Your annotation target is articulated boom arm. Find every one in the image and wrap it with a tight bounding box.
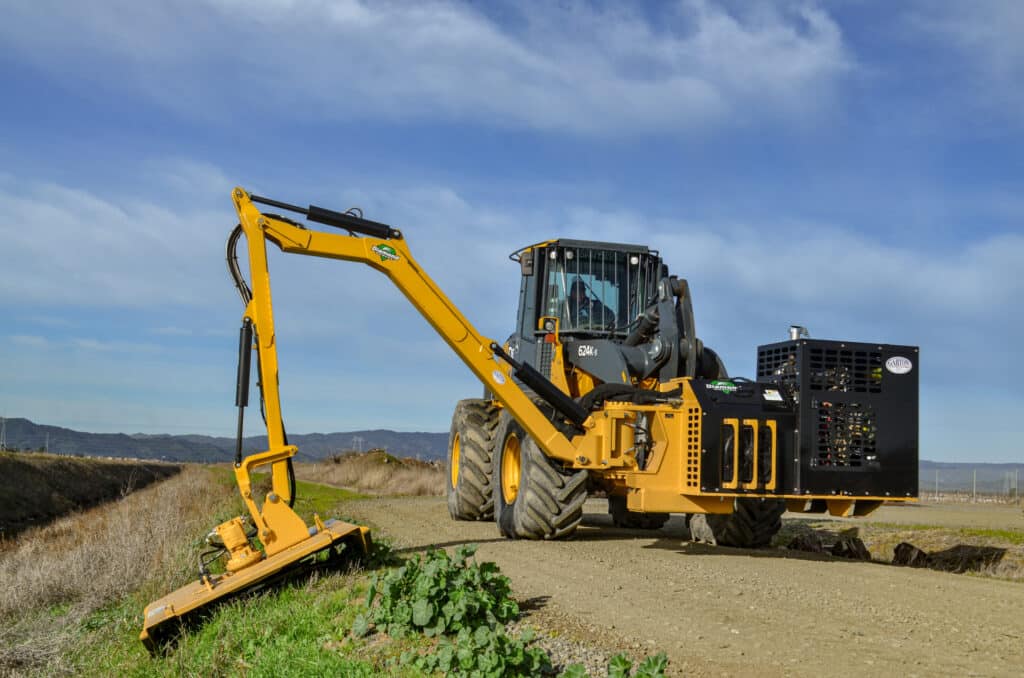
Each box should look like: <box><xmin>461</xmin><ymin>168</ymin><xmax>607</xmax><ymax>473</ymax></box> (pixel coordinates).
<box><xmin>230</xmin><ymin>187</ymin><xmax>587</xmax><ymax>534</ymax></box>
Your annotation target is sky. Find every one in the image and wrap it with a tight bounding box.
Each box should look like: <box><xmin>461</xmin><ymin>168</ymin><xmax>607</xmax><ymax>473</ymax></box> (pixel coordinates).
<box><xmin>0</xmin><ymin>0</ymin><xmax>1021</xmax><ymax>462</ymax></box>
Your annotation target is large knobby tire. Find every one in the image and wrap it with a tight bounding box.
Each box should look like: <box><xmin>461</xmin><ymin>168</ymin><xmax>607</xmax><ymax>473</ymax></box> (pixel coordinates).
<box><xmin>688</xmin><ymin>498</ymin><xmax>786</xmax><ymax>548</ymax></box>
<box><xmin>608</xmin><ymin>495</ymin><xmax>670</xmax><ymax>530</ymax></box>
<box><xmin>446</xmin><ymin>399</ymin><xmax>499</xmax><ymax>521</ymax></box>
<box><xmin>493</xmin><ymin>413</ymin><xmax>588</xmax><ymax>540</ymax></box>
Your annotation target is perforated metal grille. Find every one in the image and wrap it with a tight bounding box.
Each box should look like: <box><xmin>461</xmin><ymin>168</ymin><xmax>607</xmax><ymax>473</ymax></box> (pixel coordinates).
<box><xmin>814</xmin><ymin>401</ymin><xmax>878</xmax><ymax>468</ymax></box>
<box><xmin>807</xmin><ymin>347</ymin><xmax>883</xmax><ymax>393</ymax></box>
<box><xmin>759</xmin><ymin>343</ymin><xmax>883</xmax><ymax>395</ymax></box>
<box><xmin>757</xmin><ymin>342</ymin><xmax>799</xmax><ymax>378</ymax></box>
<box><xmin>539</xmin><ymin>341</ymin><xmax>553</xmax><ymax>379</ymax></box>
<box><xmin>757</xmin><ymin>343</ymin><xmax>800</xmax><ymax>400</ymax></box>
<box><xmin>685</xmin><ymin>407</ymin><xmax>700</xmax><ymax>489</ymax></box>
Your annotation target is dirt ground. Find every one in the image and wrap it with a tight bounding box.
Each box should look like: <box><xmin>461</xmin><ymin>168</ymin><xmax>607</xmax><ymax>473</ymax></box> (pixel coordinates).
<box><xmin>345</xmin><ymin>497</ymin><xmax>1024</xmax><ymax>677</ymax></box>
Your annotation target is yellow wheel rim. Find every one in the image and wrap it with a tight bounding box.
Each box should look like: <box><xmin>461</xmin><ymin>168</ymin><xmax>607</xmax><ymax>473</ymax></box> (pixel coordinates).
<box><xmin>501</xmin><ymin>433</ymin><xmax>521</xmax><ymax>504</ymax></box>
<box><xmin>450</xmin><ymin>432</ymin><xmax>461</xmax><ymax>488</ymax></box>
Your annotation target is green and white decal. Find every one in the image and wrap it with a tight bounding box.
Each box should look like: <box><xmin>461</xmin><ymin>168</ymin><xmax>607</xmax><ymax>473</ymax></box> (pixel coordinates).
<box><xmin>372</xmin><ymin>244</ymin><xmax>400</xmax><ymax>262</ymax></box>
<box><xmin>705</xmin><ymin>380</ymin><xmax>739</xmax><ymax>394</ymax></box>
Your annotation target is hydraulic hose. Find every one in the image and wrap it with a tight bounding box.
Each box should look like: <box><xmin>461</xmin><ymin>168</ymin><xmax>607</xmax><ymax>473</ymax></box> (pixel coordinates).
<box><xmin>226</xmin><ymin>224</ymin><xmax>252</xmax><ymax>306</ymax></box>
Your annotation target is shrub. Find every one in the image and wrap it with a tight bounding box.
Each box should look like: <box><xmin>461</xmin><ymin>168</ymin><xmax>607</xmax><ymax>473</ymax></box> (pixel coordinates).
<box><xmin>355</xmin><ymin>544</ymin><xmax>517</xmax><ymax>638</ymax></box>
<box><xmin>562</xmin><ymin>652</ymin><xmax>669</xmax><ymax>678</ymax></box>
<box><xmin>404</xmin><ymin>625</ymin><xmax>550</xmax><ymax>678</ymax></box>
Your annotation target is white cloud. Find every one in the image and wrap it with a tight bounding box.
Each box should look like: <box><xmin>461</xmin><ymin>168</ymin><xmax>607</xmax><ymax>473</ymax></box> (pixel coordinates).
<box><xmin>70</xmin><ymin>338</ymin><xmax>161</xmax><ymax>353</ymax></box>
<box><xmin>9</xmin><ymin>335</ymin><xmax>53</xmax><ymax>348</ymax></box>
<box><xmin>3</xmin><ymin>168</ymin><xmax>1020</xmax><ymax>458</ymax></box>
<box><xmin>144</xmin><ymin>158</ymin><xmax>234</xmax><ymax>201</ymax></box>
<box><xmin>558</xmin><ymin>206</ymin><xmax>1024</xmax><ymax>317</ymax></box>
<box><xmin>907</xmin><ymin>0</ymin><xmax>1024</xmax><ymax>115</ymax></box>
<box><xmin>0</xmin><ymin>0</ymin><xmax>852</xmax><ymax>135</ymax></box>
<box><xmin>151</xmin><ymin>326</ymin><xmax>194</xmax><ymax>336</ymax></box>
<box><xmin>6</xmin><ymin>334</ymin><xmax>161</xmax><ymax>353</ymax></box>
<box><xmin>7</xmin><ymin>167</ymin><xmax>1020</xmax><ymax>353</ymax></box>
<box><xmin>0</xmin><ymin>174</ymin><xmax>231</xmax><ymax>309</ymax></box>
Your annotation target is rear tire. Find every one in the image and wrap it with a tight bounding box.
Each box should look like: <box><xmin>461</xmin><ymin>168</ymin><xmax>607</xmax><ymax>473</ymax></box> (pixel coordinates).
<box><xmin>493</xmin><ymin>413</ymin><xmax>588</xmax><ymax>540</ymax></box>
<box><xmin>446</xmin><ymin>399</ymin><xmax>499</xmax><ymax>520</ymax></box>
<box><xmin>608</xmin><ymin>495</ymin><xmax>670</xmax><ymax>530</ymax></box>
<box><xmin>688</xmin><ymin>498</ymin><xmax>785</xmax><ymax>547</ymax></box>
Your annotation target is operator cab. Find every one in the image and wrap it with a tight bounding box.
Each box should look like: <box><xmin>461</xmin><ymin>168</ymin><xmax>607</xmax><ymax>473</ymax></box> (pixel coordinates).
<box><xmin>508</xmin><ymin>239</ymin><xmax>663</xmax><ymax>375</ymax></box>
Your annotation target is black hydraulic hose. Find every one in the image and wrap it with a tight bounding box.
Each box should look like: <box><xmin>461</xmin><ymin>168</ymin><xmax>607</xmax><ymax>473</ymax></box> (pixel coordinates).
<box><xmin>226</xmin><ymin>224</ymin><xmax>253</xmax><ymax>306</ymax></box>
<box><xmin>287</xmin><ymin>459</ymin><xmax>296</xmax><ymax>508</ymax></box>
<box><xmin>282</xmin><ymin>424</ymin><xmax>296</xmax><ymax>509</ymax></box>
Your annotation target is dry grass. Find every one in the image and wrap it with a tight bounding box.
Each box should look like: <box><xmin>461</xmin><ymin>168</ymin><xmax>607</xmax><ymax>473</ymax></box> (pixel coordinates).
<box><xmin>0</xmin><ymin>452</ymin><xmax>181</xmax><ymax>539</ymax></box>
<box><xmin>293</xmin><ymin>450</ymin><xmax>445</xmax><ymax>497</ymax></box>
<box><xmin>0</xmin><ymin>466</ymin><xmax>234</xmax><ymax>675</ymax></box>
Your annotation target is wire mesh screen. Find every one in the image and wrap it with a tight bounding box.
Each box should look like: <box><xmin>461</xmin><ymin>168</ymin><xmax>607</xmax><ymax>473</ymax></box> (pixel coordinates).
<box><xmin>539</xmin><ymin>245</ymin><xmax>659</xmax><ymax>335</ymax></box>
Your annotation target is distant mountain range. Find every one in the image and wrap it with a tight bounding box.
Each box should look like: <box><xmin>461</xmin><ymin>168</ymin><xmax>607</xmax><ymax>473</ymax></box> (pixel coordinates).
<box><xmin>2</xmin><ymin>419</ymin><xmax>1021</xmax><ymax>495</ymax></box>
<box><xmin>0</xmin><ymin>418</ymin><xmax>448</xmax><ymax>463</ymax></box>
<box><xmin>919</xmin><ymin>460</ymin><xmax>1022</xmax><ymax>497</ymax></box>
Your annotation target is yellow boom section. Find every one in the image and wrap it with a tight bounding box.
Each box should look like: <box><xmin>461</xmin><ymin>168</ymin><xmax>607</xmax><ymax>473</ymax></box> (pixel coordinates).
<box><xmin>231</xmin><ymin>186</ymin><xmax>586</xmax><ymax>489</ymax></box>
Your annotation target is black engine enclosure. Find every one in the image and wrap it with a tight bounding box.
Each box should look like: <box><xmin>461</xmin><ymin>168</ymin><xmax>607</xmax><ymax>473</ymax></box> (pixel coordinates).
<box><xmin>756</xmin><ymin>338</ymin><xmax>919</xmax><ymax>499</ymax></box>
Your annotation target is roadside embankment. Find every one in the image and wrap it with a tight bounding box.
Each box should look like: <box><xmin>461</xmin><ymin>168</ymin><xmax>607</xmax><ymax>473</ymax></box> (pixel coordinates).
<box><xmin>0</xmin><ymin>452</ymin><xmax>181</xmax><ymax>538</ymax></box>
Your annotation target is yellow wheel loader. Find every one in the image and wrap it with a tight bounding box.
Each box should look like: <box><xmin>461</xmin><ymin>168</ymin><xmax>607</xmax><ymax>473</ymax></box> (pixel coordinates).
<box><xmin>140</xmin><ymin>189</ymin><xmax>918</xmax><ymax>650</ymax></box>
<box><xmin>446</xmin><ymin>239</ymin><xmax>919</xmax><ymax>546</ymax></box>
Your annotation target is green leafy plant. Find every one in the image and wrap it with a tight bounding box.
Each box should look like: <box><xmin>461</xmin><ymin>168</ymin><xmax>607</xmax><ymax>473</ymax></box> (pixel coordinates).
<box><xmin>559</xmin><ymin>664</ymin><xmax>589</xmax><ymax>678</ymax></box>
<box><xmin>403</xmin><ymin>625</ymin><xmax>550</xmax><ymax>678</ymax></box>
<box><xmin>561</xmin><ymin>651</ymin><xmax>669</xmax><ymax>678</ymax></box>
<box><xmin>353</xmin><ymin>543</ymin><xmax>669</xmax><ymax>678</ymax></box>
<box><xmin>355</xmin><ymin>544</ymin><xmax>518</xmax><ymax>639</ymax></box>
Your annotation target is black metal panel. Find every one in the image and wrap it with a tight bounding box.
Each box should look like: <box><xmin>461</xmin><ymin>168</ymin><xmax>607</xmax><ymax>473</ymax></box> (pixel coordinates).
<box><xmin>690</xmin><ymin>379</ymin><xmax>796</xmax><ymax>494</ymax></box>
<box><xmin>757</xmin><ymin>339</ymin><xmax>919</xmax><ymax>499</ymax></box>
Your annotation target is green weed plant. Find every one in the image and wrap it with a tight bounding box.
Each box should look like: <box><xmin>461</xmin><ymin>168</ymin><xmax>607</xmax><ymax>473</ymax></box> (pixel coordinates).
<box><xmin>357</xmin><ymin>544</ymin><xmax>517</xmax><ymax>638</ymax></box>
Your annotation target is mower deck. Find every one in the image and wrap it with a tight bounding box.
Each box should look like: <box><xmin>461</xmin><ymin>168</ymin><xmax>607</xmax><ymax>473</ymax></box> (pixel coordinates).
<box><xmin>140</xmin><ymin>519</ymin><xmax>369</xmax><ymax>653</ymax></box>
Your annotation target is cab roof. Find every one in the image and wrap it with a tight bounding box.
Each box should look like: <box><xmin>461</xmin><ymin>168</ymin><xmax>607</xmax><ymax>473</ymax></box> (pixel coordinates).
<box><xmin>511</xmin><ymin>238</ymin><xmax>655</xmax><ymax>261</ymax></box>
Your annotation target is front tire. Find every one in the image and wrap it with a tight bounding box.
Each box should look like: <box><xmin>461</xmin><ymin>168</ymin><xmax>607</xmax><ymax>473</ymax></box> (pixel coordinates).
<box><xmin>492</xmin><ymin>413</ymin><xmax>588</xmax><ymax>540</ymax></box>
<box><xmin>446</xmin><ymin>399</ymin><xmax>499</xmax><ymax>520</ymax></box>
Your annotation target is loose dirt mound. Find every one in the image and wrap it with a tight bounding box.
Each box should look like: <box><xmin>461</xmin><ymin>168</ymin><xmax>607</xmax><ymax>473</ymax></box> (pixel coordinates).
<box><xmin>0</xmin><ymin>452</ymin><xmax>180</xmax><ymax>538</ymax></box>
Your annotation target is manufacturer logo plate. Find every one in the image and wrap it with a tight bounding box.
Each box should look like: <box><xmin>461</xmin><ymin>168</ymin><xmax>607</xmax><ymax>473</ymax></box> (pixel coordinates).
<box><xmin>885</xmin><ymin>356</ymin><xmax>913</xmax><ymax>374</ymax></box>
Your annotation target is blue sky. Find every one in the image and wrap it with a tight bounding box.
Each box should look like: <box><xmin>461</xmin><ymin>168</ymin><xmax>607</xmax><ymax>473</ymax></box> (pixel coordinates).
<box><xmin>0</xmin><ymin>1</ymin><xmax>1021</xmax><ymax>462</ymax></box>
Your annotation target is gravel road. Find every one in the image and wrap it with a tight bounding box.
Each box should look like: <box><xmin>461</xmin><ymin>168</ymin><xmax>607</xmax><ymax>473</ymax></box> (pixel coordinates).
<box><xmin>345</xmin><ymin>497</ymin><xmax>1024</xmax><ymax>677</ymax></box>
